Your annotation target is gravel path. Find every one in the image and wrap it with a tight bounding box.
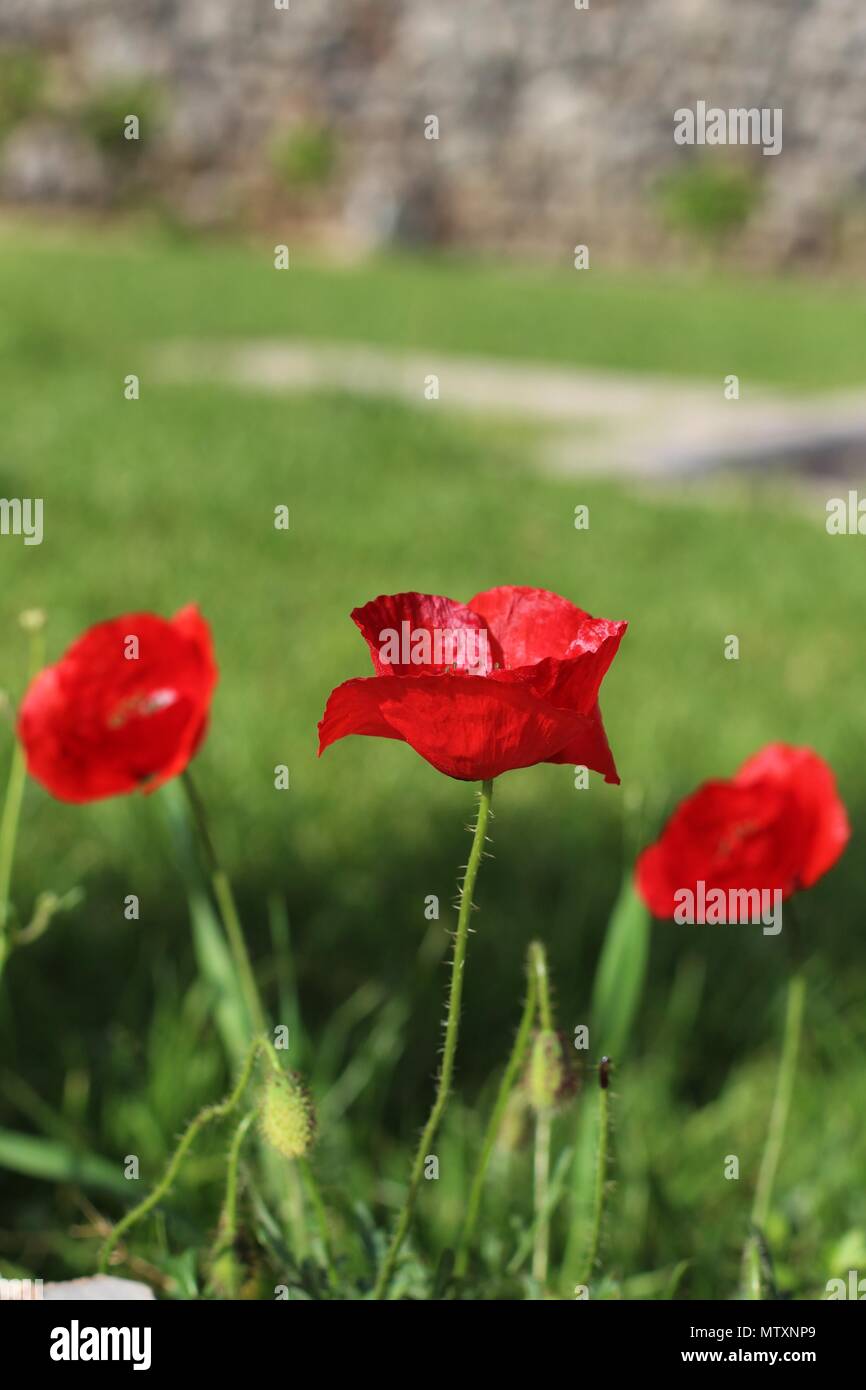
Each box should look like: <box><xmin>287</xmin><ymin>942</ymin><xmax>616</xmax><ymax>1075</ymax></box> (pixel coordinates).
<box><xmin>154</xmin><ymin>339</ymin><xmax>866</xmax><ymax>479</ymax></box>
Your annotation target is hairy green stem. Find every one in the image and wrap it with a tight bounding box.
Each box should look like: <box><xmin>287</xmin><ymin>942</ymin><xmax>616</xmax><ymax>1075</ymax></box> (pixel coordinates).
<box><xmin>299</xmin><ymin>1157</ymin><xmax>338</xmax><ymax>1291</ymax></box>
<box><xmin>182</xmin><ymin>770</ymin><xmax>266</xmax><ymax>1037</ymax></box>
<box><xmin>372</xmin><ymin>779</ymin><xmax>494</xmax><ymax>1300</ymax></box>
<box><xmin>0</xmin><ymin>617</ymin><xmax>45</xmax><ymax>985</ymax></box>
<box><xmin>532</xmin><ymin>1107</ymin><xmax>552</xmax><ymax>1290</ymax></box>
<box><xmin>529</xmin><ymin>940</ymin><xmax>555</xmax><ymax>1292</ymax></box>
<box><xmin>454</xmin><ymin>945</ymin><xmax>538</xmax><ymax>1277</ymax></box>
<box><xmin>579</xmin><ymin>1078</ymin><xmax>610</xmax><ymax>1290</ymax></box>
<box><xmin>223</xmin><ymin>1110</ymin><xmax>256</xmax><ymax>1247</ymax></box>
<box><xmin>208</xmin><ymin>1109</ymin><xmax>256</xmax><ymax>1298</ymax></box>
<box><xmin>99</xmin><ymin>1036</ymin><xmax>264</xmax><ymax>1272</ymax></box>
<box><xmin>530</xmin><ymin>939</ymin><xmax>554</xmax><ymax>1030</ymax></box>
<box><xmin>742</xmin><ymin>971</ymin><xmax>806</xmax><ymax>1296</ymax></box>
<box><xmin>0</xmin><ymin>746</ymin><xmax>26</xmax><ymax>981</ymax></box>
<box><xmin>751</xmin><ymin>972</ymin><xmax>805</xmax><ymax>1231</ymax></box>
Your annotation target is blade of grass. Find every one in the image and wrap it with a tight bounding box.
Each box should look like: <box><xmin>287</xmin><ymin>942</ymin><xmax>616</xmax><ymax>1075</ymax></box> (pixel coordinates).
<box><xmin>160</xmin><ymin>781</ymin><xmax>250</xmax><ymax>1065</ymax></box>
<box><xmin>188</xmin><ymin>888</ymin><xmax>250</xmax><ymax>1067</ymax></box>
<box><xmin>267</xmin><ymin>893</ymin><xmax>308</xmax><ymax>1067</ymax></box>
<box><xmin>0</xmin><ymin>1127</ymin><xmax>128</xmax><ymax>1195</ymax></box>
<box><xmin>590</xmin><ymin>872</ymin><xmax>650</xmax><ymax>1059</ymax></box>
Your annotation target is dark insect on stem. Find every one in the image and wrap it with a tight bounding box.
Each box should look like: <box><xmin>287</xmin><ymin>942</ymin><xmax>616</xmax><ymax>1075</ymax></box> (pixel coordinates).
<box><xmin>599</xmin><ymin>1056</ymin><xmax>611</xmax><ymax>1089</ymax></box>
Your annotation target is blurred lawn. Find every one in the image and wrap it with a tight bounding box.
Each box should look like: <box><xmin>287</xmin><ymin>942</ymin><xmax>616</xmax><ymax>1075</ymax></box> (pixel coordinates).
<box><xmin>5</xmin><ymin>223</ymin><xmax>866</xmax><ymax>387</ymax></box>
<box><xmin>1</xmin><ymin>225</ymin><xmax>865</xmax><ymax>1297</ymax></box>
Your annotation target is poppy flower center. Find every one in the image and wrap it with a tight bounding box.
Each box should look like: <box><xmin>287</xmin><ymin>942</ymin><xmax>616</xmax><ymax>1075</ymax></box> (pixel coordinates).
<box><xmin>107</xmin><ymin>687</ymin><xmax>181</xmax><ymax>729</ymax></box>
<box><xmin>716</xmin><ymin>819</ymin><xmax>761</xmax><ymax>860</ymax></box>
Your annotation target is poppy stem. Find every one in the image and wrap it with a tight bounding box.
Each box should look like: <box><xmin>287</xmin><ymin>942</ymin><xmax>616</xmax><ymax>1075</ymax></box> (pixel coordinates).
<box><xmin>222</xmin><ymin>1109</ymin><xmax>256</xmax><ymax>1250</ymax></box>
<box><xmin>372</xmin><ymin>777</ymin><xmax>494</xmax><ymax>1300</ymax></box>
<box><xmin>0</xmin><ymin>614</ymin><xmax>46</xmax><ymax>985</ymax></box>
<box><xmin>532</xmin><ymin>1106</ymin><xmax>553</xmax><ymax>1290</ymax></box>
<box><xmin>181</xmin><ymin>770</ymin><xmax>267</xmax><ymax>1038</ymax></box>
<box><xmin>299</xmin><ymin>1156</ymin><xmax>339</xmax><ymax>1292</ymax></box>
<box><xmin>530</xmin><ymin>938</ymin><xmax>554</xmax><ymax>1030</ymax></box>
<box><xmin>208</xmin><ymin>1109</ymin><xmax>257</xmax><ymax>1296</ymax></box>
<box><xmin>746</xmin><ymin>969</ymin><xmax>806</xmax><ymax>1279</ymax></box>
<box><xmin>528</xmin><ymin>940</ymin><xmax>555</xmax><ymax>1292</ymax></box>
<box><xmin>99</xmin><ymin>1034</ymin><xmax>264</xmax><ymax>1273</ymax></box>
<box><xmin>0</xmin><ymin>745</ymin><xmax>26</xmax><ymax>980</ymax></box>
<box><xmin>578</xmin><ymin>1066</ymin><xmax>611</xmax><ymax>1291</ymax></box>
<box><xmin>454</xmin><ymin>942</ymin><xmax>538</xmax><ymax>1278</ymax></box>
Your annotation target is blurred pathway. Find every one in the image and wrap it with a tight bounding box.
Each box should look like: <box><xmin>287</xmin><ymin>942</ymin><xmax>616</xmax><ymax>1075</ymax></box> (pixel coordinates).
<box><xmin>154</xmin><ymin>339</ymin><xmax>866</xmax><ymax>479</ymax></box>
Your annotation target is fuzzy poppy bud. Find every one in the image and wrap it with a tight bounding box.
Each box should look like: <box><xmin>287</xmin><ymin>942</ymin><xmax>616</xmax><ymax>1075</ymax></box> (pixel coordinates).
<box><xmin>19</xmin><ymin>608</ymin><xmax>46</xmax><ymax>634</ymax></box>
<box><xmin>259</xmin><ymin>1071</ymin><xmax>315</xmax><ymax>1160</ymax></box>
<box><xmin>495</xmin><ymin>1088</ymin><xmax>530</xmax><ymax>1154</ymax></box>
<box><xmin>526</xmin><ymin>1029</ymin><xmax>577</xmax><ymax>1112</ymax></box>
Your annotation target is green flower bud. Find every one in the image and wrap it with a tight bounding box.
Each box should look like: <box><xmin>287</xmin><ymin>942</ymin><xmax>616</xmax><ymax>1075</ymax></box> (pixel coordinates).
<box><xmin>259</xmin><ymin>1071</ymin><xmax>315</xmax><ymax>1160</ymax></box>
<box><xmin>18</xmin><ymin>608</ymin><xmax>46</xmax><ymax>634</ymax></box>
<box><xmin>526</xmin><ymin>1029</ymin><xmax>578</xmax><ymax>1113</ymax></box>
<box><xmin>495</xmin><ymin>1088</ymin><xmax>530</xmax><ymax>1154</ymax></box>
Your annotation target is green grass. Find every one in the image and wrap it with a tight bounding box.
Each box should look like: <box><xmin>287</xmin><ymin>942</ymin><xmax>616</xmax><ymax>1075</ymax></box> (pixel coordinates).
<box><xmin>4</xmin><ymin>222</ymin><xmax>866</xmax><ymax>388</ymax></box>
<box><xmin>1</xmin><ymin>225</ymin><xmax>865</xmax><ymax>1299</ymax></box>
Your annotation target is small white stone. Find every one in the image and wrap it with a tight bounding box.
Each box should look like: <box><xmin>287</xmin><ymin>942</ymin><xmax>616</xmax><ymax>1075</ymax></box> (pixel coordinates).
<box><xmin>42</xmin><ymin>1276</ymin><xmax>155</xmax><ymax>1301</ymax></box>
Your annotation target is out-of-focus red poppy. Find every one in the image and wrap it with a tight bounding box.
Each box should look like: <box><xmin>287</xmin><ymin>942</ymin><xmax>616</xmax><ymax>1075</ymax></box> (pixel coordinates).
<box><xmin>636</xmin><ymin>744</ymin><xmax>850</xmax><ymax>918</ymax></box>
<box><xmin>18</xmin><ymin>606</ymin><xmax>217</xmax><ymax>803</ymax></box>
<box><xmin>318</xmin><ymin>587</ymin><xmax>627</xmax><ymax>782</ymax></box>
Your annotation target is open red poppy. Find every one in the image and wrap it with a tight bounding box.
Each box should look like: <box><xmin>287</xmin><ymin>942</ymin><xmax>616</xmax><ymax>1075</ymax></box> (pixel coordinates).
<box><xmin>636</xmin><ymin>744</ymin><xmax>850</xmax><ymax>918</ymax></box>
<box><xmin>18</xmin><ymin>606</ymin><xmax>218</xmax><ymax>803</ymax></box>
<box><xmin>318</xmin><ymin>587</ymin><xmax>627</xmax><ymax>782</ymax></box>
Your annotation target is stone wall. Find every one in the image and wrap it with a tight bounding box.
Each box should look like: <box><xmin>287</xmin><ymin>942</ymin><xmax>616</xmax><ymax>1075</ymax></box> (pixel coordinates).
<box><xmin>1</xmin><ymin>0</ymin><xmax>865</xmax><ymax>267</ymax></box>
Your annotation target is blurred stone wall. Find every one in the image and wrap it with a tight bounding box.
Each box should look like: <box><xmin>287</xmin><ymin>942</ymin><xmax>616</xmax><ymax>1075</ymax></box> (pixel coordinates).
<box><xmin>1</xmin><ymin>0</ymin><xmax>865</xmax><ymax>266</ymax></box>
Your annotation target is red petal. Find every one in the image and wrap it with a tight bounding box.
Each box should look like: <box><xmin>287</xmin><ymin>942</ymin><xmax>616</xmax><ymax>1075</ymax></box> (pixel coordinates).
<box><xmin>735</xmin><ymin>744</ymin><xmax>850</xmax><ymax>889</ymax></box>
<box><xmin>636</xmin><ymin>745</ymin><xmax>850</xmax><ymax>919</ymax></box>
<box><xmin>486</xmin><ymin>629</ymin><xmax>626</xmax><ymax>784</ymax></box>
<box><xmin>545</xmin><ymin>702</ymin><xmax>620</xmax><ymax>784</ymax></box>
<box><xmin>490</xmin><ymin>625</ymin><xmax>626</xmax><ymax>712</ymax></box>
<box><xmin>379</xmin><ymin>678</ymin><xmax>592</xmax><ymax>781</ymax></box>
<box><xmin>18</xmin><ymin>608</ymin><xmax>218</xmax><ymax>803</ymax></box>
<box><xmin>469</xmin><ymin>586</ymin><xmax>624</xmax><ymax>670</ymax></box>
<box><xmin>319</xmin><ymin>673</ymin><xmax>590</xmax><ymax>780</ymax></box>
<box><xmin>317</xmin><ymin>677</ymin><xmax>404</xmax><ymax>754</ymax></box>
<box><xmin>636</xmin><ymin>780</ymin><xmax>793</xmax><ymax>917</ymax></box>
<box><xmin>352</xmin><ymin>592</ymin><xmax>501</xmax><ymax>676</ymax></box>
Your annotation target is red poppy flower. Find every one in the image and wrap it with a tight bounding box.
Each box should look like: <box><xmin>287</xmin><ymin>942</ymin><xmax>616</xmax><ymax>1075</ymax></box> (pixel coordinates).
<box><xmin>18</xmin><ymin>606</ymin><xmax>218</xmax><ymax>803</ymax></box>
<box><xmin>317</xmin><ymin>587</ymin><xmax>627</xmax><ymax>782</ymax></box>
<box><xmin>636</xmin><ymin>744</ymin><xmax>850</xmax><ymax>918</ymax></box>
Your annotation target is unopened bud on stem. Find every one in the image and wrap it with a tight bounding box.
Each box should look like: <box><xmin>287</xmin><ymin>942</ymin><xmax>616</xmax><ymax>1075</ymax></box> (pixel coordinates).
<box><xmin>259</xmin><ymin>1071</ymin><xmax>315</xmax><ymax>1159</ymax></box>
<box><xmin>526</xmin><ymin>1029</ymin><xmax>577</xmax><ymax>1112</ymax></box>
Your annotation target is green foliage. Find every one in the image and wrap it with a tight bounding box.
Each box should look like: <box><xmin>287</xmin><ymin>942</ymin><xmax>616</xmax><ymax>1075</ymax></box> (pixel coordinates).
<box><xmin>0</xmin><ymin>230</ymin><xmax>864</xmax><ymax>1298</ymax></box>
<box><xmin>4</xmin><ymin>228</ymin><xmax>866</xmax><ymax>388</ymax></box>
<box><xmin>591</xmin><ymin>874</ymin><xmax>650</xmax><ymax>1059</ymax></box>
<box><xmin>80</xmin><ymin>81</ymin><xmax>163</xmax><ymax>156</ymax></box>
<box><xmin>0</xmin><ymin>1128</ymin><xmax>128</xmax><ymax>1194</ymax></box>
<box><xmin>0</xmin><ymin>48</ymin><xmax>46</xmax><ymax>140</ymax></box>
<box><xmin>270</xmin><ymin>124</ymin><xmax>337</xmax><ymax>191</ymax></box>
<box><xmin>657</xmin><ymin>161</ymin><xmax>762</xmax><ymax>245</ymax></box>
